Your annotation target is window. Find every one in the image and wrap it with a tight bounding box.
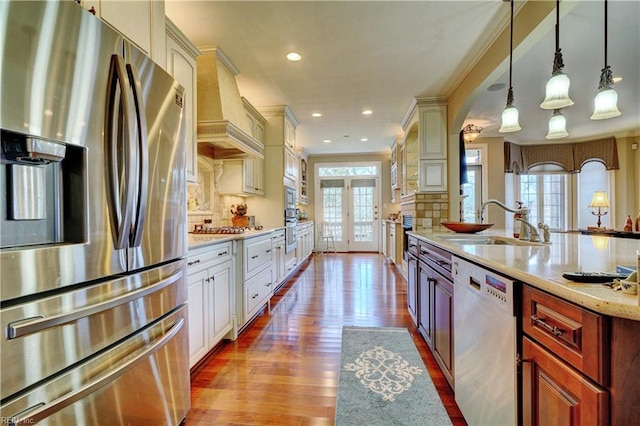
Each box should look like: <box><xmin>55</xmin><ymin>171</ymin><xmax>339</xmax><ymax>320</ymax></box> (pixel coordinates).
<box><xmin>518</xmin><ymin>174</ymin><xmax>567</xmax><ymax>230</ymax></box>
<box><xmin>513</xmin><ymin>160</ymin><xmax>612</xmax><ymax>231</ymax></box>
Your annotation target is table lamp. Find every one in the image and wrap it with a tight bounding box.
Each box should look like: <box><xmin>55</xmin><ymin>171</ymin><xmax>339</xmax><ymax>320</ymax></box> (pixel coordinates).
<box><xmin>589</xmin><ymin>190</ymin><xmax>610</xmax><ymax>228</ymax></box>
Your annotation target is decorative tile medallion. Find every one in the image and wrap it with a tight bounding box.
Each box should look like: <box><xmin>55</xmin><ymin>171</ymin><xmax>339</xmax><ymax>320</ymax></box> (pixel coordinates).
<box><xmin>344</xmin><ymin>346</ymin><xmax>423</xmax><ymax>401</ymax></box>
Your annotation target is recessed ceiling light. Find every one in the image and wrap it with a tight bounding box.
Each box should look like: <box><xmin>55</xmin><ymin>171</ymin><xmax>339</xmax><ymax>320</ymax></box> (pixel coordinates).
<box><xmin>323</xmin><ymin>139</ymin><xmax>331</xmax><ymax>143</ymax></box>
<box><xmin>612</xmin><ymin>76</ymin><xmax>623</xmax><ymax>83</ymax></box>
<box><xmin>362</xmin><ymin>110</ymin><xmax>373</xmax><ymax>115</ymax></box>
<box><xmin>286</xmin><ymin>52</ymin><xmax>301</xmax><ymax>62</ymax></box>
<box><xmin>312</xmin><ymin>112</ymin><xmax>322</xmax><ymax>117</ymax></box>
<box><xmin>360</xmin><ymin>138</ymin><xmax>368</xmax><ymax>142</ymax></box>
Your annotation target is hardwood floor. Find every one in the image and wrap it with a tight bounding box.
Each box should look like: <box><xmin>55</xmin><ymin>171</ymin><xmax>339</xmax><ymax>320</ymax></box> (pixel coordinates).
<box><xmin>186</xmin><ymin>253</ymin><xmax>467</xmax><ymax>425</ymax></box>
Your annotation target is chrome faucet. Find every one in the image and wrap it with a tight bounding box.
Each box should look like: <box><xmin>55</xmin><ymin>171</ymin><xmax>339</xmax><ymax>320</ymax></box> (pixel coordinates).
<box><xmin>480</xmin><ymin>199</ymin><xmax>531</xmax><ymax>241</ymax></box>
<box><xmin>515</xmin><ymin>218</ymin><xmax>541</xmax><ymax>242</ymax></box>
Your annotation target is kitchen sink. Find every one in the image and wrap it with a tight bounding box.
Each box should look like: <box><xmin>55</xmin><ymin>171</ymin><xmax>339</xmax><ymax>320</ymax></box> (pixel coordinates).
<box><xmin>438</xmin><ymin>235</ymin><xmax>545</xmax><ymax>246</ymax></box>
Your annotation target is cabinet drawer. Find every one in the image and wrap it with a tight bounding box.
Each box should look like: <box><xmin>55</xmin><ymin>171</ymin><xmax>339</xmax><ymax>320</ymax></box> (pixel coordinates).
<box><xmin>245</xmin><ymin>267</ymin><xmax>273</xmax><ymax>317</ymax></box>
<box><xmin>244</xmin><ymin>237</ymin><xmax>272</xmax><ymax>278</ymax></box>
<box><xmin>522</xmin><ymin>285</ymin><xmax>609</xmax><ymax>385</ymax></box>
<box><xmin>187</xmin><ymin>241</ymin><xmax>232</xmax><ymax>274</ymax></box>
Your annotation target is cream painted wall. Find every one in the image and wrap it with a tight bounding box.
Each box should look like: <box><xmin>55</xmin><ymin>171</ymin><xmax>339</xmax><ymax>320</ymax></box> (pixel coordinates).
<box><xmin>306</xmin><ymin>152</ymin><xmax>399</xmax><ymax>222</ymax></box>
<box><xmin>613</xmin><ymin>136</ymin><xmax>640</xmax><ymax>227</ymax></box>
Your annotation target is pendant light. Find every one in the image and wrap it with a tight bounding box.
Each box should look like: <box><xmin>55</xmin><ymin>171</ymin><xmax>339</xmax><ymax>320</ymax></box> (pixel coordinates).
<box><xmin>591</xmin><ymin>0</ymin><xmax>621</xmax><ymax>120</ymax></box>
<box><xmin>546</xmin><ymin>109</ymin><xmax>569</xmax><ymax>139</ymax></box>
<box><xmin>499</xmin><ymin>0</ymin><xmax>521</xmax><ymax>133</ymax></box>
<box><xmin>540</xmin><ymin>0</ymin><xmax>574</xmax><ymax>110</ymax></box>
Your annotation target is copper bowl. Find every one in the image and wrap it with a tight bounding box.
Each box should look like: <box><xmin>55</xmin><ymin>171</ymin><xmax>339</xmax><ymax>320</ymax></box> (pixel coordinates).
<box><xmin>440</xmin><ymin>221</ymin><xmax>494</xmax><ymax>234</ymax></box>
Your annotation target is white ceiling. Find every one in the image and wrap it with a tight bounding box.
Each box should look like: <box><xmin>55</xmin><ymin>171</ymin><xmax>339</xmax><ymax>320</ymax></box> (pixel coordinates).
<box><xmin>165</xmin><ymin>0</ymin><xmax>640</xmax><ymax>155</ymax></box>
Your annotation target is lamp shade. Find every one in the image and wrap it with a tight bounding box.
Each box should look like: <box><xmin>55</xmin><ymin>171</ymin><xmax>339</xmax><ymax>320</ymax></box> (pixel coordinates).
<box><xmin>546</xmin><ymin>109</ymin><xmax>569</xmax><ymax>139</ymax></box>
<box><xmin>499</xmin><ymin>105</ymin><xmax>521</xmax><ymax>133</ymax></box>
<box><xmin>540</xmin><ymin>71</ymin><xmax>574</xmax><ymax>110</ymax></box>
<box><xmin>591</xmin><ymin>86</ymin><xmax>621</xmax><ymax>120</ymax></box>
<box><xmin>589</xmin><ymin>190</ymin><xmax>610</xmax><ymax>208</ymax></box>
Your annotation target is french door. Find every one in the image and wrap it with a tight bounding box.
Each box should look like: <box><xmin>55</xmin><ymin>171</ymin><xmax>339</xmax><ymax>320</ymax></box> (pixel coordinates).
<box><xmin>318</xmin><ymin>177</ymin><xmax>379</xmax><ymax>252</ymax></box>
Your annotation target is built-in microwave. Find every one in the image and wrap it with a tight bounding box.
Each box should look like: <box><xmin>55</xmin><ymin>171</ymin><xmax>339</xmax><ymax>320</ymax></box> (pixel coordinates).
<box><xmin>285</xmin><ymin>185</ymin><xmax>296</xmax><ymax>209</ymax></box>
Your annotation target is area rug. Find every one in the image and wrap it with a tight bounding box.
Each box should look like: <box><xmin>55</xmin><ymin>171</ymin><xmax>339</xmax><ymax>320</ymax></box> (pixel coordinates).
<box><xmin>335</xmin><ymin>326</ymin><xmax>452</xmax><ymax>426</ymax></box>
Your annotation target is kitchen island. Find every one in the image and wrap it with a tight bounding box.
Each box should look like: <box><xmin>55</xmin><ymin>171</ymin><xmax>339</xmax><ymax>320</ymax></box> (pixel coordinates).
<box><xmin>407</xmin><ymin>229</ymin><xmax>639</xmax><ymax>426</ymax></box>
<box><xmin>409</xmin><ymin>229</ymin><xmax>639</xmax><ymax>320</ymax></box>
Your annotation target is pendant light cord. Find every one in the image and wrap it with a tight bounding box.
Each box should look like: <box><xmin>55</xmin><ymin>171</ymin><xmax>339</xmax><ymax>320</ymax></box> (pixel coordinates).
<box><xmin>506</xmin><ymin>0</ymin><xmax>514</xmax><ymax>106</ymax></box>
<box><xmin>555</xmin><ymin>0</ymin><xmax>560</xmax><ymax>52</ymax></box>
<box><xmin>604</xmin><ymin>0</ymin><xmax>608</xmax><ymax>67</ymax></box>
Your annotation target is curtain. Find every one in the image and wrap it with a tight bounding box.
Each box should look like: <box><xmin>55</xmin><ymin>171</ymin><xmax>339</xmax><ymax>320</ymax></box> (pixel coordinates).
<box><xmin>504</xmin><ymin>137</ymin><xmax>619</xmax><ymax>174</ymax></box>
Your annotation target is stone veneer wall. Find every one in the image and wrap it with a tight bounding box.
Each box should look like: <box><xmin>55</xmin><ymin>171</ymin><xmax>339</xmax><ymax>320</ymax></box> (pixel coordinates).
<box><xmin>400</xmin><ymin>193</ymin><xmax>450</xmax><ymax>230</ymax></box>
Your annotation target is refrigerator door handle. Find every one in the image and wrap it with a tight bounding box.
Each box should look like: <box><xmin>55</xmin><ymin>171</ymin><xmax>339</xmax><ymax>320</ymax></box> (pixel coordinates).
<box><xmin>105</xmin><ymin>54</ymin><xmax>136</xmax><ymax>250</ymax></box>
<box><xmin>6</xmin><ymin>269</ymin><xmax>183</xmax><ymax>339</ymax></box>
<box><xmin>126</xmin><ymin>63</ymin><xmax>149</xmax><ymax>248</ymax></box>
<box><xmin>7</xmin><ymin>317</ymin><xmax>184</xmax><ymax>425</ymax></box>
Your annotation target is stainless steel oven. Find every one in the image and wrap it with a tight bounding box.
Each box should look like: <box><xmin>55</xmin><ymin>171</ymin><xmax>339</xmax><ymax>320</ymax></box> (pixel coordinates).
<box><xmin>284</xmin><ymin>219</ymin><xmax>297</xmax><ymax>253</ymax></box>
<box><xmin>284</xmin><ymin>185</ymin><xmax>297</xmax><ymax>253</ymax></box>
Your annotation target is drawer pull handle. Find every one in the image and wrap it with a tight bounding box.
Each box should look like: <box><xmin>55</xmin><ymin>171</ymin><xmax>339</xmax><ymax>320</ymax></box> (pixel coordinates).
<box><xmin>188</xmin><ymin>259</ymin><xmax>200</xmax><ymax>266</ymax></box>
<box><xmin>266</xmin><ymin>249</ymin><xmax>272</xmax><ymax>253</ymax></box>
<box><xmin>531</xmin><ymin>315</ymin><xmax>564</xmax><ymax>337</ymax></box>
<box><xmin>217</xmin><ymin>251</ymin><xmax>228</xmax><ymax>256</ymax></box>
<box><xmin>252</xmin><ymin>293</ymin><xmax>259</xmax><ymax>299</ymax></box>
<box><xmin>251</xmin><ymin>255</ymin><xmax>259</xmax><ymax>259</ymax></box>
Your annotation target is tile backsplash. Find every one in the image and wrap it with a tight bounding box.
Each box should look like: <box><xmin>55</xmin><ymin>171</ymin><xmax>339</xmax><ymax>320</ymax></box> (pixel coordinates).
<box><xmin>187</xmin><ymin>156</ymin><xmax>246</xmax><ymax>230</ymax></box>
<box><xmin>401</xmin><ymin>192</ymin><xmax>450</xmax><ymax>230</ymax></box>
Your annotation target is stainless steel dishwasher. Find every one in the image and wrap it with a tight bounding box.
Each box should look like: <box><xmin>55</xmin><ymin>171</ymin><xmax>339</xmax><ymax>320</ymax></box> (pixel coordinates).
<box><xmin>453</xmin><ymin>256</ymin><xmax>517</xmax><ymax>426</ymax></box>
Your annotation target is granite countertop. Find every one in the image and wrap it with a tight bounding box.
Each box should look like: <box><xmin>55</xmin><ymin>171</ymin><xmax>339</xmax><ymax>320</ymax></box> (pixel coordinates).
<box><xmin>408</xmin><ymin>229</ymin><xmax>640</xmax><ymax>321</ymax></box>
<box><xmin>188</xmin><ymin>228</ymin><xmax>279</xmax><ymax>251</ymax></box>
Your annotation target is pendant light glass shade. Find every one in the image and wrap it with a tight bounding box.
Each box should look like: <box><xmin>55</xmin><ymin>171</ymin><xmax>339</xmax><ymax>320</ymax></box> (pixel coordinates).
<box><xmin>499</xmin><ymin>103</ymin><xmax>521</xmax><ymax>133</ymax></box>
<box><xmin>499</xmin><ymin>0</ymin><xmax>521</xmax><ymax>134</ymax></box>
<box><xmin>591</xmin><ymin>85</ymin><xmax>621</xmax><ymax>119</ymax></box>
<box><xmin>591</xmin><ymin>1</ymin><xmax>621</xmax><ymax>120</ymax></box>
<box><xmin>540</xmin><ymin>70</ymin><xmax>574</xmax><ymax>109</ymax></box>
<box><xmin>546</xmin><ymin>109</ymin><xmax>569</xmax><ymax>139</ymax></box>
<box><xmin>541</xmin><ymin>0</ymin><xmax>573</xmax><ymax>110</ymax></box>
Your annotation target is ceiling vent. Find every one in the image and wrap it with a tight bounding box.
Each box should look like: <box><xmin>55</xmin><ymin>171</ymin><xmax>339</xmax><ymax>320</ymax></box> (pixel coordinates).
<box><xmin>197</xmin><ymin>47</ymin><xmax>264</xmax><ymax>159</ymax></box>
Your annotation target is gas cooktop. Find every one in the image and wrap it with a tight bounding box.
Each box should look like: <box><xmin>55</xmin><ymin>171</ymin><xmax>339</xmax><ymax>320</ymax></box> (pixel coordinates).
<box><xmin>191</xmin><ymin>227</ymin><xmax>246</xmax><ymax>234</ymax></box>
<box><xmin>190</xmin><ymin>225</ymin><xmax>265</xmax><ymax>235</ymax></box>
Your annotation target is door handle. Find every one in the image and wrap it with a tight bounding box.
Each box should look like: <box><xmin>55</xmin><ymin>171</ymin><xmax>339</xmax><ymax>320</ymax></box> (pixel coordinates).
<box><xmin>104</xmin><ymin>55</ymin><xmax>135</xmax><ymax>250</ymax></box>
<box><xmin>126</xmin><ymin>62</ymin><xmax>149</xmax><ymax>248</ymax></box>
<box><xmin>8</xmin><ymin>317</ymin><xmax>184</xmax><ymax>424</ymax></box>
<box><xmin>7</xmin><ymin>270</ymin><xmax>183</xmax><ymax>339</ymax></box>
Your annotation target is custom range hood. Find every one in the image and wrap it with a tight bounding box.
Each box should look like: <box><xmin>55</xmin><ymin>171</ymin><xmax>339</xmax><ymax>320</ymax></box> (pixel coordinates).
<box><xmin>197</xmin><ymin>47</ymin><xmax>264</xmax><ymax>159</ymax></box>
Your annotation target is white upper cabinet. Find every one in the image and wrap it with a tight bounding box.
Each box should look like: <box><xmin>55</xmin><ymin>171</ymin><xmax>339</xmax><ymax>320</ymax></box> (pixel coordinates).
<box><xmin>165</xmin><ymin>19</ymin><xmax>199</xmax><ymax>183</ymax></box>
<box><xmin>81</xmin><ymin>0</ymin><xmax>166</xmax><ymax>65</ymax></box>
<box><xmin>419</xmin><ymin>105</ymin><xmax>447</xmax><ymax>160</ymax></box>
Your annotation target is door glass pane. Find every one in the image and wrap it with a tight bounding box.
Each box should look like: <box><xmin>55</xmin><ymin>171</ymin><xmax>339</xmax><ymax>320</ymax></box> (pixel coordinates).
<box><xmin>322</xmin><ymin>183</ymin><xmax>343</xmax><ymax>241</ymax></box>
<box><xmin>352</xmin><ymin>179</ymin><xmax>375</xmax><ymax>242</ymax></box>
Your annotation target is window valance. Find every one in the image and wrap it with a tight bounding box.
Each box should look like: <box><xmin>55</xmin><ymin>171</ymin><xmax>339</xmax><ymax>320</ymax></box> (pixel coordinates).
<box><xmin>504</xmin><ymin>137</ymin><xmax>619</xmax><ymax>174</ymax></box>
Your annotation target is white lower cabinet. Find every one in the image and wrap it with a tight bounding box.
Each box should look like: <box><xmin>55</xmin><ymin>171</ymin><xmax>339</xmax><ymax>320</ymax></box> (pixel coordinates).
<box><xmin>187</xmin><ymin>241</ymin><xmax>234</xmax><ymax>368</ymax></box>
<box><xmin>295</xmin><ymin>221</ymin><xmax>314</xmax><ymax>263</ymax></box>
<box><xmin>244</xmin><ymin>267</ymin><xmax>273</xmax><ymax>320</ymax></box>
<box><xmin>237</xmin><ymin>233</ymin><xmax>273</xmax><ymax>329</ymax></box>
<box><xmin>272</xmin><ymin>229</ymin><xmax>287</xmax><ymax>289</ymax></box>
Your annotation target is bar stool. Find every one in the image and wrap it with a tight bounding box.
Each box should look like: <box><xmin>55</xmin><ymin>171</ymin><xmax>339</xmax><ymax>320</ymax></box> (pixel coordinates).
<box><xmin>315</xmin><ymin>222</ymin><xmax>336</xmax><ymax>254</ymax></box>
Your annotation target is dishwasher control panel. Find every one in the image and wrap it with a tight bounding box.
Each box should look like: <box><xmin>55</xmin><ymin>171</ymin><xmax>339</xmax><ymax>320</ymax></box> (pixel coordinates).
<box><xmin>453</xmin><ymin>256</ymin><xmax>515</xmax><ymax>312</ymax></box>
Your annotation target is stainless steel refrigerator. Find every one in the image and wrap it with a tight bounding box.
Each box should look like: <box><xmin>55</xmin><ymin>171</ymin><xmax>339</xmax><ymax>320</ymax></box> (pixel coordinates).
<box><xmin>1</xmin><ymin>1</ymin><xmax>190</xmax><ymax>424</ymax></box>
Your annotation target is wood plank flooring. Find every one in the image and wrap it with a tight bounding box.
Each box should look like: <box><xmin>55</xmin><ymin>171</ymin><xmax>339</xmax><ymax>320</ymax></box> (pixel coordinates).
<box><xmin>186</xmin><ymin>253</ymin><xmax>467</xmax><ymax>425</ymax></box>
